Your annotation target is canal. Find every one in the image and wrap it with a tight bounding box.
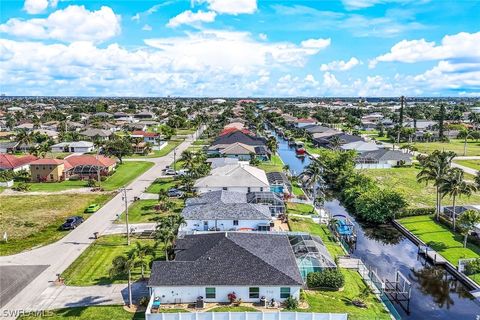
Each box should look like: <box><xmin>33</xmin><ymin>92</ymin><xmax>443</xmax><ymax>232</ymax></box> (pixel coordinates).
<box><xmin>272</xmin><ymin>129</ymin><xmax>480</xmax><ymax>320</ymax></box>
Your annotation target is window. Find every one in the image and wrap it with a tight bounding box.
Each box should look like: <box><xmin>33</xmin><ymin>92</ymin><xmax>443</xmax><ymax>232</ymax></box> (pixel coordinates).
<box><xmin>233</xmin><ymin>220</ymin><xmax>239</xmax><ymax>226</ymax></box>
<box><xmin>205</xmin><ymin>287</ymin><xmax>216</xmax><ymax>299</ymax></box>
<box><xmin>260</xmin><ymin>187</ymin><xmax>264</xmax><ymax>192</ymax></box>
<box><xmin>223</xmin><ymin>187</ymin><xmax>228</xmax><ymax>190</ymax></box>
<box><xmin>247</xmin><ymin>187</ymin><xmax>251</xmax><ymax>192</ymax></box>
<box><xmin>280</xmin><ymin>287</ymin><xmax>290</xmax><ymax>299</ymax></box>
<box><xmin>249</xmin><ymin>287</ymin><xmax>259</xmax><ymax>299</ymax></box>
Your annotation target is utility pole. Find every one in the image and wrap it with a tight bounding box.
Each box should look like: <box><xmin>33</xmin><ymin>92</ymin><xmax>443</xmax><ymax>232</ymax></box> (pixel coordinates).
<box><xmin>173</xmin><ymin>147</ymin><xmax>177</xmax><ymax>176</ymax></box>
<box><xmin>122</xmin><ymin>187</ymin><xmax>131</xmax><ymax>245</ymax></box>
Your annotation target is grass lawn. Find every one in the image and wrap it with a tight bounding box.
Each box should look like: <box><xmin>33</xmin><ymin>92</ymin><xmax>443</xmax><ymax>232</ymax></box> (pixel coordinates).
<box><xmin>398</xmin><ymin>215</ymin><xmax>480</xmax><ymax>270</ymax></box>
<box><xmin>454</xmin><ymin>159</ymin><xmax>480</xmax><ymax>171</ymax></box>
<box><xmin>15</xmin><ymin>180</ymin><xmax>87</xmax><ymax>192</ymax></box>
<box><xmin>146</xmin><ymin>177</ymin><xmax>177</xmax><ymax>194</ymax></box>
<box><xmin>257</xmin><ymin>154</ymin><xmax>284</xmax><ymax>173</ymax></box>
<box><xmin>362</xmin><ymin>166</ymin><xmax>480</xmax><ymax>208</ymax></box>
<box><xmin>101</xmin><ymin>161</ymin><xmax>154</xmax><ymax>191</ymax></box>
<box><xmin>302</xmin><ymin>269</ymin><xmax>391</xmax><ymax>320</ymax></box>
<box><xmin>127</xmin><ymin>139</ymin><xmax>183</xmax><ymax>159</ymax></box>
<box><xmin>400</xmin><ymin>139</ymin><xmax>480</xmax><ymax>156</ymax></box>
<box><xmin>192</xmin><ymin>139</ymin><xmax>211</xmax><ymax>146</ymax></box>
<box><xmin>288</xmin><ymin>216</ymin><xmax>344</xmax><ymax>259</ymax></box>
<box><xmin>209</xmin><ymin>306</ymin><xmax>258</xmax><ymax>312</ymax></box>
<box><xmin>0</xmin><ymin>193</ymin><xmax>113</xmax><ymax>256</ymax></box>
<box><xmin>176</xmin><ymin>128</ymin><xmax>196</xmax><ymax>135</ymax></box>
<box><xmin>18</xmin><ymin>306</ymin><xmax>145</xmax><ymax>320</ymax></box>
<box><xmin>287</xmin><ymin>202</ymin><xmax>315</xmax><ymax>215</ymax></box>
<box><xmin>291</xmin><ymin>184</ymin><xmax>305</xmax><ymax>197</ymax></box>
<box><xmin>116</xmin><ymin>199</ymin><xmax>184</xmax><ymax>224</ymax></box>
<box><xmin>62</xmin><ymin>235</ymin><xmax>164</xmax><ymax>286</ymax></box>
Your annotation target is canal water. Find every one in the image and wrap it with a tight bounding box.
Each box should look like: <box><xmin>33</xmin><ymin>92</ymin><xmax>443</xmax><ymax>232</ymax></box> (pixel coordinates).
<box><xmin>272</xmin><ymin>130</ymin><xmax>480</xmax><ymax>320</ymax></box>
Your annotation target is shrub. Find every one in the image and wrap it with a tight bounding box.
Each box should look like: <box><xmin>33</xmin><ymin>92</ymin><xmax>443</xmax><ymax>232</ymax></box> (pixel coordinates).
<box><xmin>354</xmin><ymin>188</ymin><xmax>406</xmax><ymax>224</ymax></box>
<box><xmin>465</xmin><ymin>259</ymin><xmax>480</xmax><ymax>275</ymax></box>
<box><xmin>13</xmin><ymin>182</ymin><xmax>31</xmax><ymax>191</ymax></box>
<box><xmin>139</xmin><ymin>296</ymin><xmax>149</xmax><ymax>307</ymax></box>
<box><xmin>86</xmin><ymin>179</ymin><xmax>98</xmax><ymax>187</ymax></box>
<box><xmin>283</xmin><ymin>296</ymin><xmax>299</xmax><ymax>310</ymax></box>
<box><xmin>307</xmin><ymin>269</ymin><xmax>345</xmax><ymax>290</ymax></box>
<box><xmin>69</xmin><ymin>175</ymin><xmax>81</xmax><ymax>181</ymax></box>
<box><xmin>397</xmin><ymin>207</ymin><xmax>435</xmax><ymax>218</ymax></box>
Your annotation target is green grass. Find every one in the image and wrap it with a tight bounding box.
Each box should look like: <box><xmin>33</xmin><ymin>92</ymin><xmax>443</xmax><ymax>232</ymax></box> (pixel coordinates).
<box><xmin>62</xmin><ymin>235</ymin><xmax>164</xmax><ymax>286</ymax></box>
<box><xmin>257</xmin><ymin>154</ymin><xmax>284</xmax><ymax>173</ymax></box>
<box><xmin>398</xmin><ymin>215</ymin><xmax>480</xmax><ymax>265</ymax></box>
<box><xmin>399</xmin><ymin>139</ymin><xmax>480</xmax><ymax>156</ymax></box>
<box><xmin>192</xmin><ymin>139</ymin><xmax>211</xmax><ymax>146</ymax></box>
<box><xmin>0</xmin><ymin>193</ymin><xmax>113</xmax><ymax>256</ymax></box>
<box><xmin>127</xmin><ymin>139</ymin><xmax>183</xmax><ymax>159</ymax></box>
<box><xmin>362</xmin><ymin>166</ymin><xmax>480</xmax><ymax>209</ymax></box>
<box><xmin>101</xmin><ymin>161</ymin><xmax>154</xmax><ymax>191</ymax></box>
<box><xmin>287</xmin><ymin>202</ymin><xmax>315</xmax><ymax>215</ymax></box>
<box><xmin>291</xmin><ymin>184</ymin><xmax>305</xmax><ymax>197</ymax></box>
<box><xmin>454</xmin><ymin>159</ymin><xmax>480</xmax><ymax>171</ymax></box>
<box><xmin>288</xmin><ymin>216</ymin><xmax>344</xmax><ymax>259</ymax></box>
<box><xmin>302</xmin><ymin>270</ymin><xmax>391</xmax><ymax>320</ymax></box>
<box><xmin>146</xmin><ymin>178</ymin><xmax>177</xmax><ymax>194</ymax></box>
<box><xmin>18</xmin><ymin>306</ymin><xmax>145</xmax><ymax>320</ymax></box>
<box><xmin>16</xmin><ymin>179</ymin><xmax>88</xmax><ymax>192</ymax></box>
<box><xmin>116</xmin><ymin>199</ymin><xmax>184</xmax><ymax>224</ymax></box>
<box><xmin>210</xmin><ymin>306</ymin><xmax>258</xmax><ymax>312</ymax></box>
<box><xmin>176</xmin><ymin>128</ymin><xmax>196</xmax><ymax>135</ymax></box>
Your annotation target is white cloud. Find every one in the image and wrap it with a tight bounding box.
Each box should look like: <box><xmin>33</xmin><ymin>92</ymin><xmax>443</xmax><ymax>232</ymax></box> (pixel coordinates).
<box><xmin>0</xmin><ymin>5</ymin><xmax>121</xmax><ymax>43</ymax></box>
<box><xmin>300</xmin><ymin>38</ymin><xmax>331</xmax><ymax>49</ymax></box>
<box><xmin>341</xmin><ymin>0</ymin><xmax>427</xmax><ymax>10</ymax></box>
<box><xmin>167</xmin><ymin>10</ymin><xmax>217</xmax><ymax>28</ymax></box>
<box><xmin>259</xmin><ymin>33</ymin><xmax>267</xmax><ymax>40</ymax></box>
<box><xmin>322</xmin><ymin>72</ymin><xmax>340</xmax><ymax>88</ymax></box>
<box><xmin>131</xmin><ymin>13</ymin><xmax>140</xmax><ymax>21</ymax></box>
<box><xmin>196</xmin><ymin>0</ymin><xmax>257</xmax><ymax>15</ymax></box>
<box><xmin>370</xmin><ymin>31</ymin><xmax>480</xmax><ymax>67</ymax></box>
<box><xmin>321</xmin><ymin>57</ymin><xmax>360</xmax><ymax>71</ymax></box>
<box><xmin>24</xmin><ymin>0</ymin><xmax>48</xmax><ymax>14</ymax></box>
<box><xmin>142</xmin><ymin>24</ymin><xmax>152</xmax><ymax>31</ymax></box>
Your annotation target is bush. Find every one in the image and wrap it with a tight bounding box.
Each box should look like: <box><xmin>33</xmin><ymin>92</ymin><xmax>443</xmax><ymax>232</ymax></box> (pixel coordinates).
<box><xmin>69</xmin><ymin>175</ymin><xmax>81</xmax><ymax>181</ymax></box>
<box><xmin>86</xmin><ymin>179</ymin><xmax>98</xmax><ymax>187</ymax></box>
<box><xmin>139</xmin><ymin>296</ymin><xmax>149</xmax><ymax>307</ymax></box>
<box><xmin>354</xmin><ymin>188</ymin><xmax>406</xmax><ymax>224</ymax></box>
<box><xmin>397</xmin><ymin>207</ymin><xmax>435</xmax><ymax>218</ymax></box>
<box><xmin>13</xmin><ymin>182</ymin><xmax>31</xmax><ymax>191</ymax></box>
<box><xmin>465</xmin><ymin>259</ymin><xmax>480</xmax><ymax>275</ymax></box>
<box><xmin>307</xmin><ymin>269</ymin><xmax>345</xmax><ymax>290</ymax></box>
<box><xmin>283</xmin><ymin>296</ymin><xmax>299</xmax><ymax>310</ymax></box>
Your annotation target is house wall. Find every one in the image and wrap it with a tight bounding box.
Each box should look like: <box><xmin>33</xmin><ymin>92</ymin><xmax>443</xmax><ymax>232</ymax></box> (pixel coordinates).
<box><xmin>196</xmin><ymin>186</ymin><xmax>267</xmax><ymax>194</ymax></box>
<box><xmin>31</xmin><ymin>164</ymin><xmax>64</xmax><ymax>182</ymax></box>
<box><xmin>71</xmin><ymin>146</ymin><xmax>94</xmax><ymax>153</ymax></box>
<box><xmin>223</xmin><ymin>154</ymin><xmax>251</xmax><ymax>161</ymax></box>
<box><xmin>150</xmin><ymin>285</ymin><xmax>301</xmax><ymax>304</ymax></box>
<box><xmin>182</xmin><ymin>219</ymin><xmax>271</xmax><ymax>231</ymax></box>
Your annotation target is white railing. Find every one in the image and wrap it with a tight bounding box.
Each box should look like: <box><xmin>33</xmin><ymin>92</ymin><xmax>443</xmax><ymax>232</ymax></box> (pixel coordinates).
<box><xmin>355</xmin><ymin>163</ymin><xmax>392</xmax><ymax>169</ymax></box>
<box><xmin>146</xmin><ymin>312</ymin><xmax>347</xmax><ymax>320</ymax></box>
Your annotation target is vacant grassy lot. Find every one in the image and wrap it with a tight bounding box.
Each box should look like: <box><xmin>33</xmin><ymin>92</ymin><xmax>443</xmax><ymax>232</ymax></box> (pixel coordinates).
<box><xmin>288</xmin><ymin>216</ymin><xmax>344</xmax><ymax>259</ymax></box>
<box><xmin>257</xmin><ymin>154</ymin><xmax>284</xmax><ymax>173</ymax></box>
<box><xmin>116</xmin><ymin>199</ymin><xmax>184</xmax><ymax>224</ymax></box>
<box><xmin>287</xmin><ymin>202</ymin><xmax>315</xmax><ymax>215</ymax></box>
<box><xmin>400</xmin><ymin>139</ymin><xmax>480</xmax><ymax>156</ymax></box>
<box><xmin>455</xmin><ymin>159</ymin><xmax>480</xmax><ymax>171</ymax></box>
<box><xmin>127</xmin><ymin>139</ymin><xmax>183</xmax><ymax>159</ymax></box>
<box><xmin>146</xmin><ymin>177</ymin><xmax>177</xmax><ymax>194</ymax></box>
<box><xmin>62</xmin><ymin>235</ymin><xmax>163</xmax><ymax>286</ymax></box>
<box><xmin>192</xmin><ymin>138</ymin><xmax>211</xmax><ymax>146</ymax></box>
<box><xmin>399</xmin><ymin>215</ymin><xmax>480</xmax><ymax>268</ymax></box>
<box><xmin>0</xmin><ymin>193</ymin><xmax>112</xmax><ymax>256</ymax></box>
<box><xmin>302</xmin><ymin>269</ymin><xmax>391</xmax><ymax>319</ymax></box>
<box><xmin>362</xmin><ymin>166</ymin><xmax>480</xmax><ymax>208</ymax></box>
<box><xmin>101</xmin><ymin>161</ymin><xmax>154</xmax><ymax>190</ymax></box>
<box><xmin>19</xmin><ymin>306</ymin><xmax>145</xmax><ymax>320</ymax></box>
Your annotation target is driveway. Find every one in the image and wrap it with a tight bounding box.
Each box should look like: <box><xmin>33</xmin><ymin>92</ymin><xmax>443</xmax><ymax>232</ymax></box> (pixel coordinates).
<box><xmin>0</xmin><ymin>126</ymin><xmax>204</xmax><ymax>318</ymax></box>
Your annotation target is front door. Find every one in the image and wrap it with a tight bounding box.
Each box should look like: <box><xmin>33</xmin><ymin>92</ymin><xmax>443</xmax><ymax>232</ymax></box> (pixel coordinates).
<box><xmin>203</xmin><ymin>221</ymin><xmax>208</xmax><ymax>231</ymax></box>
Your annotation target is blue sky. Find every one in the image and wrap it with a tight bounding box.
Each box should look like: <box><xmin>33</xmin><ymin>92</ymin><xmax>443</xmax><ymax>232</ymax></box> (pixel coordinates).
<box><xmin>1</xmin><ymin>0</ymin><xmax>479</xmax><ymax>97</ymax></box>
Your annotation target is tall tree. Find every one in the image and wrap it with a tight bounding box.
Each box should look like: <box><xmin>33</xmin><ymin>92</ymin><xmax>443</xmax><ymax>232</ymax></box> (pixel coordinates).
<box><xmin>458</xmin><ymin>210</ymin><xmax>480</xmax><ymax>248</ymax></box>
<box><xmin>440</xmin><ymin>168</ymin><xmax>476</xmax><ymax>231</ymax></box>
<box><xmin>438</xmin><ymin>103</ymin><xmax>446</xmax><ymax>140</ymax></box>
<box><xmin>109</xmin><ymin>255</ymin><xmax>135</xmax><ymax>307</ymax></box>
<box><xmin>130</xmin><ymin>242</ymin><xmax>156</xmax><ymax>279</ymax></box>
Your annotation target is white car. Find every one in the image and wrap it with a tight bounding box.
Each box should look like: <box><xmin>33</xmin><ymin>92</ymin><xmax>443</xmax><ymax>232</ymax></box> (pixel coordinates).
<box><xmin>164</xmin><ymin>169</ymin><xmax>176</xmax><ymax>175</ymax></box>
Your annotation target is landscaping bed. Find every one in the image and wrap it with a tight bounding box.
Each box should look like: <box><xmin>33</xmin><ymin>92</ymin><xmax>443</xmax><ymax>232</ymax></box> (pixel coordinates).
<box><xmin>0</xmin><ymin>193</ymin><xmax>113</xmax><ymax>256</ymax></box>
<box><xmin>62</xmin><ymin>234</ymin><xmax>164</xmax><ymax>286</ymax></box>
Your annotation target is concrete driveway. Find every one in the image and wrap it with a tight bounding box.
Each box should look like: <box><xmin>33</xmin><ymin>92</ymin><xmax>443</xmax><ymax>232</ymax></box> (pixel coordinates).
<box><xmin>0</xmin><ymin>127</ymin><xmax>204</xmax><ymax>318</ymax></box>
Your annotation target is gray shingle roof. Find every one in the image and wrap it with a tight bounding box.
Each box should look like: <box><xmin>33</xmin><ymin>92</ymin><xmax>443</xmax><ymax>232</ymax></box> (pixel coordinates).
<box><xmin>148</xmin><ymin>233</ymin><xmax>304</xmax><ymax>287</ymax></box>
<box><xmin>185</xmin><ymin>190</ymin><xmax>247</xmax><ymax>206</ymax></box>
<box><xmin>358</xmin><ymin>149</ymin><xmax>412</xmax><ymax>161</ymax></box>
<box><xmin>182</xmin><ymin>202</ymin><xmax>272</xmax><ymax>220</ymax></box>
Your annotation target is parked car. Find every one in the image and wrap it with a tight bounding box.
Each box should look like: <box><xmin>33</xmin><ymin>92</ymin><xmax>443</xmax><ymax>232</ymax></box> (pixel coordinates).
<box><xmin>164</xmin><ymin>169</ymin><xmax>176</xmax><ymax>175</ymax></box>
<box><xmin>167</xmin><ymin>188</ymin><xmax>184</xmax><ymax>198</ymax></box>
<box><xmin>61</xmin><ymin>216</ymin><xmax>84</xmax><ymax>230</ymax></box>
<box><xmin>177</xmin><ymin>169</ymin><xmax>189</xmax><ymax>176</ymax></box>
<box><xmin>84</xmin><ymin>203</ymin><xmax>100</xmax><ymax>213</ymax></box>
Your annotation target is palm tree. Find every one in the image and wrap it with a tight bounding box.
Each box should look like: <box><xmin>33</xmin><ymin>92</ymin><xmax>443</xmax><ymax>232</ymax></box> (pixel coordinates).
<box><xmin>440</xmin><ymin>168</ymin><xmax>476</xmax><ymax>231</ymax></box>
<box><xmin>266</xmin><ymin>136</ymin><xmax>278</xmax><ymax>154</ymax></box>
<box><xmin>328</xmin><ymin>136</ymin><xmax>345</xmax><ymax>150</ymax></box>
<box><xmin>131</xmin><ymin>242</ymin><xmax>156</xmax><ymax>279</ymax></box>
<box><xmin>154</xmin><ymin>226</ymin><xmax>176</xmax><ymax>261</ymax></box>
<box><xmin>417</xmin><ymin>151</ymin><xmax>456</xmax><ymax>220</ymax></box>
<box><xmin>301</xmin><ymin>160</ymin><xmax>324</xmax><ymax>212</ymax></box>
<box><xmin>15</xmin><ymin>129</ymin><xmax>33</xmax><ymax>148</ymax></box>
<box><xmin>458</xmin><ymin>210</ymin><xmax>480</xmax><ymax>248</ymax></box>
<box><xmin>109</xmin><ymin>255</ymin><xmax>135</xmax><ymax>307</ymax></box>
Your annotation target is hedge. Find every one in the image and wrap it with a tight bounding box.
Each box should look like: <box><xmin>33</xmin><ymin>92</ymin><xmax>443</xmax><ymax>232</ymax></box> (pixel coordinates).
<box><xmin>397</xmin><ymin>207</ymin><xmax>435</xmax><ymax>218</ymax></box>
<box><xmin>307</xmin><ymin>269</ymin><xmax>345</xmax><ymax>290</ymax></box>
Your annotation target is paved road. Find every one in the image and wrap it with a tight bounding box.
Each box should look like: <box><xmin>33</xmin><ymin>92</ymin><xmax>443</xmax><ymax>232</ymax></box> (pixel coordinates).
<box><xmin>0</xmin><ymin>126</ymin><xmax>204</xmax><ymax>318</ymax></box>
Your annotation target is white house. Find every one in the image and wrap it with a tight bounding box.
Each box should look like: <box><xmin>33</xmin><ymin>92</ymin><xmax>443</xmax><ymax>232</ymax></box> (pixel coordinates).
<box><xmin>148</xmin><ymin>233</ymin><xmax>303</xmax><ymax>305</ymax></box>
<box><xmin>51</xmin><ymin>141</ymin><xmax>94</xmax><ymax>153</ymax></box>
<box><xmin>180</xmin><ymin>190</ymin><xmax>273</xmax><ymax>232</ymax></box>
<box><xmin>356</xmin><ymin>149</ymin><xmax>413</xmax><ymax>169</ymax></box>
<box><xmin>194</xmin><ymin>164</ymin><xmax>270</xmax><ymax>194</ymax></box>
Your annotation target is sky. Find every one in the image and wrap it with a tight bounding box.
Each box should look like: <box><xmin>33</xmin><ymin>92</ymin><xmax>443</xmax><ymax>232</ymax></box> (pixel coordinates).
<box><xmin>0</xmin><ymin>0</ymin><xmax>479</xmax><ymax>97</ymax></box>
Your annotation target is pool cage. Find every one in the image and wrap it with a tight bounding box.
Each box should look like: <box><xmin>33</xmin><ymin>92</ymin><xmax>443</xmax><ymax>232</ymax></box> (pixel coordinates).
<box><xmin>66</xmin><ymin>165</ymin><xmax>108</xmax><ymax>178</ymax></box>
<box><xmin>247</xmin><ymin>191</ymin><xmax>286</xmax><ymax>215</ymax></box>
<box><xmin>288</xmin><ymin>234</ymin><xmax>336</xmax><ymax>280</ymax></box>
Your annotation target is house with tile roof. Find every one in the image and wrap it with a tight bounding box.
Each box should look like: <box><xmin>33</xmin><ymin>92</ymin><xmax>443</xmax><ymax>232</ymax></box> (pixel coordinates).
<box><xmin>148</xmin><ymin>232</ymin><xmax>303</xmax><ymax>304</ymax></box>
<box><xmin>0</xmin><ymin>153</ymin><xmax>37</xmax><ymax>172</ymax></box>
<box><xmin>30</xmin><ymin>158</ymin><xmax>71</xmax><ymax>182</ymax></box>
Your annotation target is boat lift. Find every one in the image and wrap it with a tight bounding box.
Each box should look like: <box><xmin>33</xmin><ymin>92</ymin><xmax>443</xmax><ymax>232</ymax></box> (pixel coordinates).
<box><xmin>329</xmin><ymin>214</ymin><xmax>357</xmax><ymax>251</ymax></box>
<box><xmin>384</xmin><ymin>271</ymin><xmax>413</xmax><ymax>314</ymax></box>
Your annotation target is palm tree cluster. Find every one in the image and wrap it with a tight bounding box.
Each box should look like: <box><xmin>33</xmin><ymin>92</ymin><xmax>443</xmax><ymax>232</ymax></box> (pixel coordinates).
<box><xmin>154</xmin><ymin>215</ymin><xmax>186</xmax><ymax>261</ymax></box>
<box><xmin>417</xmin><ymin>151</ymin><xmax>477</xmax><ymax>230</ymax></box>
<box><xmin>300</xmin><ymin>159</ymin><xmax>326</xmax><ymax>210</ymax></box>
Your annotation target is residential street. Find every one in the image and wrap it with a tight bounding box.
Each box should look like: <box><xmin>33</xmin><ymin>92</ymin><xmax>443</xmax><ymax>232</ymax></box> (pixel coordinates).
<box><xmin>0</xmin><ymin>127</ymin><xmax>203</xmax><ymax>318</ymax></box>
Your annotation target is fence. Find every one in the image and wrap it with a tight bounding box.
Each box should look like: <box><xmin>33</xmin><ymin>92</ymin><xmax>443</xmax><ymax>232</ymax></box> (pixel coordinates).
<box><xmin>146</xmin><ymin>312</ymin><xmax>347</xmax><ymax>320</ymax></box>
<box><xmin>355</xmin><ymin>163</ymin><xmax>392</xmax><ymax>169</ymax></box>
